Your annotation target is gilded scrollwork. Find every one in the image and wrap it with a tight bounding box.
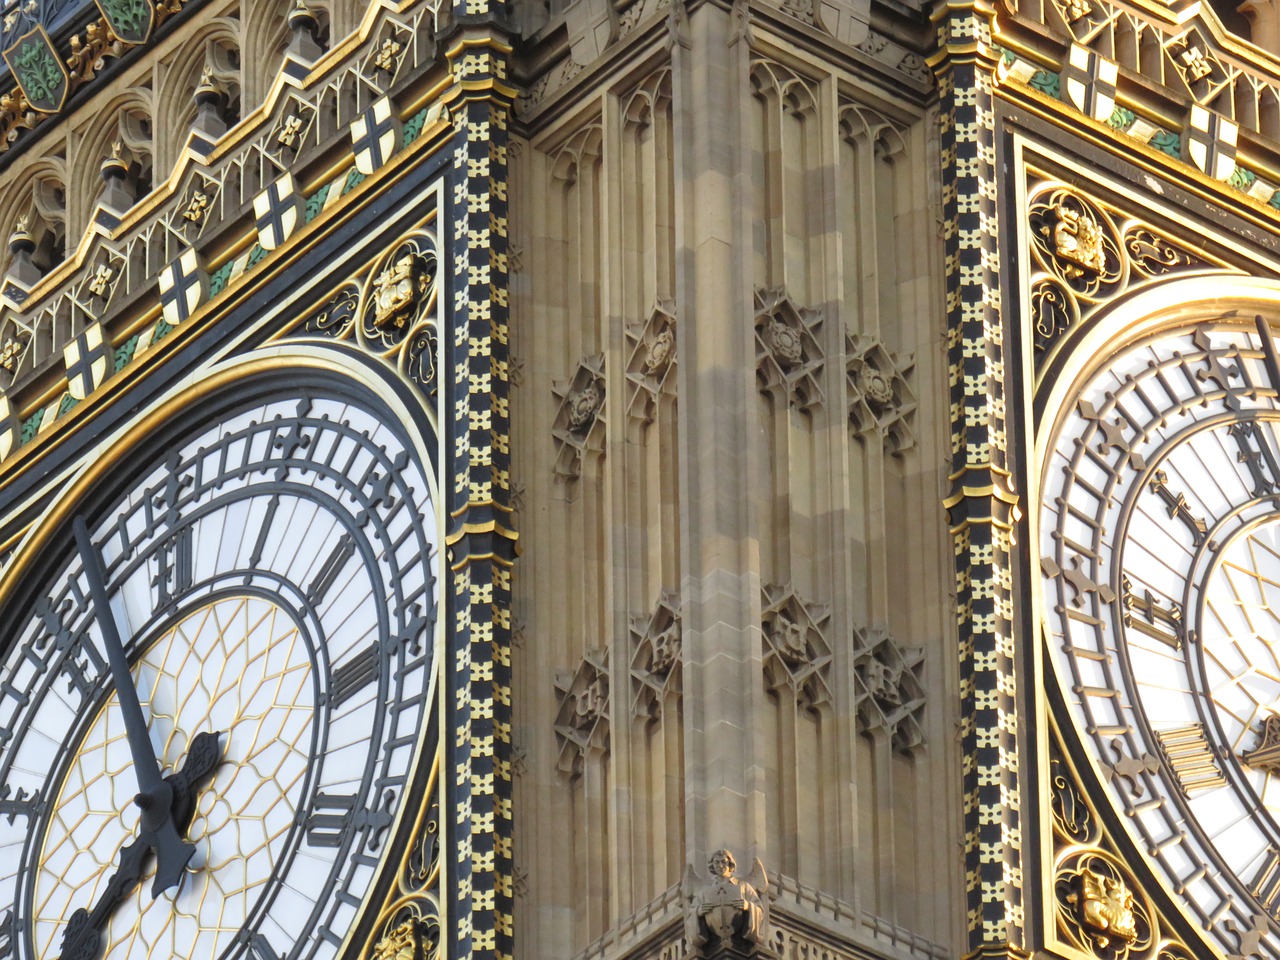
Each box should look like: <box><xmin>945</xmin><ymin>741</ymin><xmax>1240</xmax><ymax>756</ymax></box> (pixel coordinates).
<box><xmin>1025</xmin><ymin>176</ymin><xmax>1226</xmax><ymax>365</ymax></box>
<box><xmin>294</xmin><ymin>228</ymin><xmax>441</xmax><ymax>393</ymax></box>
<box><xmin>1049</xmin><ymin>757</ymin><xmax>1097</xmax><ymax>845</ymax></box>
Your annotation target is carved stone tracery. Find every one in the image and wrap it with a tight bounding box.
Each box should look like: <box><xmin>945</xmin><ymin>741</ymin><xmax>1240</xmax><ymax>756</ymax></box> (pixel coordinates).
<box><xmin>552</xmin><ymin>354</ymin><xmax>606</xmax><ymax>479</ymax></box>
<box><xmin>846</xmin><ymin>333</ymin><xmax>916</xmax><ymax>454</ymax></box>
<box><xmin>553</xmin><ymin>648</ymin><xmax>610</xmax><ymax>777</ymax></box>
<box><xmin>626</xmin><ymin>300</ymin><xmax>676</xmax><ymax>424</ymax></box>
<box><xmin>1026</xmin><ymin>177</ymin><xmax>1221</xmax><ymax>363</ymax></box>
<box><xmin>852</xmin><ymin>624</ymin><xmax>925</xmax><ymax>754</ymax></box>
<box><xmin>631</xmin><ymin>590</ymin><xmax>681</xmax><ymax>722</ymax></box>
<box><xmin>761</xmin><ymin>585</ymin><xmax>832</xmax><ymax>710</ymax></box>
<box><xmin>754</xmin><ymin>289</ymin><xmax>823</xmax><ymax>412</ymax></box>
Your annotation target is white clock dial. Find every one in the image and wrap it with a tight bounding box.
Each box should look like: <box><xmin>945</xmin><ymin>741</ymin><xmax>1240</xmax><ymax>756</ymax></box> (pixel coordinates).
<box><xmin>1041</xmin><ymin>319</ymin><xmax>1280</xmax><ymax>956</ymax></box>
<box><xmin>0</xmin><ymin>388</ymin><xmax>439</xmax><ymax>960</ymax></box>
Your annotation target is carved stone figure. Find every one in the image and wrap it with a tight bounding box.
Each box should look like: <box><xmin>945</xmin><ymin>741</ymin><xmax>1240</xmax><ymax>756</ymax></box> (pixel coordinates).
<box><xmin>683</xmin><ymin>849</ymin><xmax>773</xmax><ymax>958</ymax></box>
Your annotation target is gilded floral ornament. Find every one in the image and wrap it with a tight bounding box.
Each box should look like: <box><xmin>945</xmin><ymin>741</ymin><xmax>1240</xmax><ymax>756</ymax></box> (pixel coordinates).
<box><xmin>298</xmin><ymin>229</ymin><xmax>440</xmax><ymax>392</ymax></box>
<box><xmin>1048</xmin><ymin>757</ymin><xmax>1095</xmax><ymax>845</ymax></box>
<box><xmin>553</xmin><ymin>649</ymin><xmax>610</xmax><ymax>777</ymax></box>
<box><xmin>552</xmin><ymin>354</ymin><xmax>606</xmax><ymax>479</ymax></box>
<box><xmin>1025</xmin><ymin>177</ymin><xmax>1218</xmax><ymax>363</ymax></box>
<box><xmin>1242</xmin><ymin>714</ymin><xmax>1280</xmax><ymax>775</ymax></box>
<box><xmin>1051</xmin><ymin>203</ymin><xmax>1105</xmax><ymax>279</ymax></box>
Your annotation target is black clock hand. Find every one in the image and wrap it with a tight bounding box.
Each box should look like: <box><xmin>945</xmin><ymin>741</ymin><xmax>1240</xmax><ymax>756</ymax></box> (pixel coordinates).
<box><xmin>72</xmin><ymin>516</ymin><xmax>195</xmax><ymax>897</ymax></box>
<box><xmin>55</xmin><ymin>734</ymin><xmax>225</xmax><ymax>960</ymax></box>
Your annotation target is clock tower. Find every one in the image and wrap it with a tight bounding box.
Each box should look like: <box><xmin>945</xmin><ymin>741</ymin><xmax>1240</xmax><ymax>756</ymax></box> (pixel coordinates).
<box><xmin>3</xmin><ymin>0</ymin><xmax>1280</xmax><ymax>958</ymax></box>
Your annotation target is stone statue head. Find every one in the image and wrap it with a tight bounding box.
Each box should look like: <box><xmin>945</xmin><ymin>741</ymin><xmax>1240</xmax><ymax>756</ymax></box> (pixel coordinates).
<box><xmin>708</xmin><ymin>849</ymin><xmax>736</xmax><ymax>878</ymax></box>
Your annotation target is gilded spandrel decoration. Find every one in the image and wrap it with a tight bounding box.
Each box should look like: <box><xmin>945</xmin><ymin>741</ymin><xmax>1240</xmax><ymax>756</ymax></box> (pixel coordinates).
<box><xmin>365</xmin><ymin>759</ymin><xmax>442</xmax><ymax>960</ymax></box>
<box><xmin>1026</xmin><ymin>177</ymin><xmax>1221</xmax><ymax>364</ymax></box>
<box><xmin>298</xmin><ymin>229</ymin><xmax>440</xmax><ymax>392</ymax></box>
<box><xmin>1056</xmin><ymin>851</ymin><xmax>1152</xmax><ymax>959</ymax></box>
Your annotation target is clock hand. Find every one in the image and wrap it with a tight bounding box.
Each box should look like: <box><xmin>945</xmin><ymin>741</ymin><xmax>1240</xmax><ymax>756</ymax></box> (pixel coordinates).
<box><xmin>72</xmin><ymin>516</ymin><xmax>195</xmax><ymax>898</ymax></box>
<box><xmin>55</xmin><ymin>735</ymin><xmax>226</xmax><ymax>960</ymax></box>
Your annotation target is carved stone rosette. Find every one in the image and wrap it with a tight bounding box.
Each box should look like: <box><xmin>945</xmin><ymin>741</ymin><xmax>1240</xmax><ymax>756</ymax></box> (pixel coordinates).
<box><xmin>631</xmin><ymin>590</ymin><xmax>682</xmax><ymax>722</ymax></box>
<box><xmin>553</xmin><ymin>648</ymin><xmax>610</xmax><ymax>777</ymax></box>
<box><xmin>852</xmin><ymin>624</ymin><xmax>925</xmax><ymax>754</ymax></box>
<box><xmin>552</xmin><ymin>354</ymin><xmax>607</xmax><ymax>479</ymax></box>
<box><xmin>754</xmin><ymin>289</ymin><xmax>823</xmax><ymax>411</ymax></box>
<box><xmin>760</xmin><ymin>585</ymin><xmax>832</xmax><ymax>710</ymax></box>
<box><xmin>626</xmin><ymin>301</ymin><xmax>677</xmax><ymax>424</ymax></box>
<box><xmin>846</xmin><ymin>333</ymin><xmax>916</xmax><ymax>455</ymax></box>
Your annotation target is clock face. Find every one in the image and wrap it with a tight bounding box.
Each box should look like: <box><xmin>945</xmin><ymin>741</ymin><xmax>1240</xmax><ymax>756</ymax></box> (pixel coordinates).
<box><xmin>0</xmin><ymin>388</ymin><xmax>439</xmax><ymax>960</ymax></box>
<box><xmin>1040</xmin><ymin>318</ymin><xmax>1280</xmax><ymax>955</ymax></box>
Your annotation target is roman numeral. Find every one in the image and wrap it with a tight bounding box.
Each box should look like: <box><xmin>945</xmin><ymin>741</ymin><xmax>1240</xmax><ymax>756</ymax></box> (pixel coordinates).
<box><xmin>1148</xmin><ymin>470</ymin><xmax>1209</xmax><ymax>545</ymax></box>
<box><xmin>1230</xmin><ymin>420</ymin><xmax>1280</xmax><ymax>499</ymax></box>
<box><xmin>1253</xmin><ymin>847</ymin><xmax>1280</xmax><ymax>920</ymax></box>
<box><xmin>1121</xmin><ymin>576</ymin><xmax>1186</xmax><ymax>649</ymax></box>
<box><xmin>0</xmin><ymin>784</ymin><xmax>38</xmax><ymax>825</ymax></box>
<box><xmin>305</xmin><ymin>793</ymin><xmax>358</xmax><ymax>848</ymax></box>
<box><xmin>307</xmin><ymin>534</ymin><xmax>355</xmax><ymax>605</ymax></box>
<box><xmin>304</xmin><ymin>791</ymin><xmax>394</xmax><ymax>849</ymax></box>
<box><xmin>152</xmin><ymin>526</ymin><xmax>193</xmax><ymax>605</ymax></box>
<box><xmin>330</xmin><ymin>648</ymin><xmax>379</xmax><ymax>707</ymax></box>
<box><xmin>248</xmin><ymin>495</ymin><xmax>281</xmax><ymax>570</ymax></box>
<box><xmin>1157</xmin><ymin>724</ymin><xmax>1227</xmax><ymax>795</ymax></box>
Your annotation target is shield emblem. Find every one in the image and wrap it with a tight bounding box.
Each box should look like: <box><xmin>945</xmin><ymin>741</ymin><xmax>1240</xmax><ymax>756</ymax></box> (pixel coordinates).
<box><xmin>351</xmin><ymin>97</ymin><xmax>402</xmax><ymax>176</ymax></box>
<box><xmin>1188</xmin><ymin>104</ymin><xmax>1238</xmax><ymax>181</ymax></box>
<box><xmin>1063</xmin><ymin>43</ymin><xmax>1117</xmax><ymax>123</ymax></box>
<box><xmin>93</xmin><ymin>0</ymin><xmax>155</xmax><ymax>45</ymax></box>
<box><xmin>253</xmin><ymin>173</ymin><xmax>303</xmax><ymax>251</ymax></box>
<box><xmin>158</xmin><ymin>249</ymin><xmax>209</xmax><ymax>327</ymax></box>
<box><xmin>63</xmin><ymin>323</ymin><xmax>114</xmax><ymax>401</ymax></box>
<box><xmin>4</xmin><ymin>26</ymin><xmax>69</xmax><ymax>113</ymax></box>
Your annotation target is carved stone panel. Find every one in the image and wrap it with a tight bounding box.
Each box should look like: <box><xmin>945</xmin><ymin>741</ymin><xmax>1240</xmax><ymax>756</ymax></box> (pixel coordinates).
<box><xmin>846</xmin><ymin>333</ymin><xmax>916</xmax><ymax>455</ymax></box>
<box><xmin>552</xmin><ymin>354</ymin><xmax>607</xmax><ymax>479</ymax></box>
<box><xmin>852</xmin><ymin>625</ymin><xmax>926</xmax><ymax>755</ymax></box>
<box><xmin>630</xmin><ymin>590</ymin><xmax>681</xmax><ymax>722</ymax></box>
<box><xmin>553</xmin><ymin>648</ymin><xmax>610</xmax><ymax>777</ymax></box>
<box><xmin>761</xmin><ymin>585</ymin><xmax>832</xmax><ymax>710</ymax></box>
<box><xmin>754</xmin><ymin>289</ymin><xmax>823</xmax><ymax>412</ymax></box>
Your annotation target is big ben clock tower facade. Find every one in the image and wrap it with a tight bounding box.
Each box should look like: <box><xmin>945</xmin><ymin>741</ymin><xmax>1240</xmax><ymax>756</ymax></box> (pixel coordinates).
<box><xmin>3</xmin><ymin>0</ymin><xmax>1280</xmax><ymax>958</ymax></box>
